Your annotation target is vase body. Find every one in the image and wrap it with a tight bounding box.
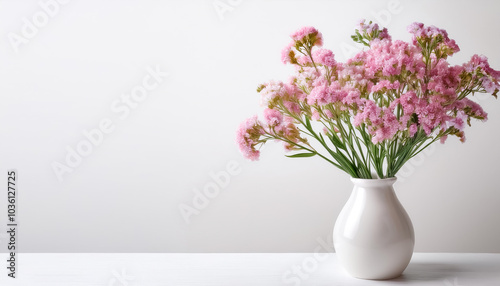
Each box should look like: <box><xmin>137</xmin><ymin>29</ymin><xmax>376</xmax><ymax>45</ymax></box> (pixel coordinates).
<box><xmin>333</xmin><ymin>177</ymin><xmax>414</xmax><ymax>280</ymax></box>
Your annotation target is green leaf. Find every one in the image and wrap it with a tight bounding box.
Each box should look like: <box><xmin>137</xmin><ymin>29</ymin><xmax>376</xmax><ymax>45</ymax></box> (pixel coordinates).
<box><xmin>304</xmin><ymin>115</ymin><xmax>312</xmax><ymax>129</ymax></box>
<box><xmin>328</xmin><ymin>133</ymin><xmax>345</xmax><ymax>150</ymax></box>
<box><xmin>285</xmin><ymin>152</ymin><xmax>316</xmax><ymax>158</ymax></box>
<box><xmin>318</xmin><ymin>132</ymin><xmax>326</xmax><ymax>144</ymax></box>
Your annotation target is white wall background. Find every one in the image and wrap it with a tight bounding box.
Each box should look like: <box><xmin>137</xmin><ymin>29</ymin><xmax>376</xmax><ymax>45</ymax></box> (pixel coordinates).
<box><xmin>0</xmin><ymin>0</ymin><xmax>499</xmax><ymax>253</ymax></box>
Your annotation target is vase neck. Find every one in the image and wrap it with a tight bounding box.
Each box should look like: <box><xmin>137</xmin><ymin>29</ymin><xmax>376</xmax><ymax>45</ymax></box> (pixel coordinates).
<box><xmin>349</xmin><ymin>177</ymin><xmax>399</xmax><ymax>204</ymax></box>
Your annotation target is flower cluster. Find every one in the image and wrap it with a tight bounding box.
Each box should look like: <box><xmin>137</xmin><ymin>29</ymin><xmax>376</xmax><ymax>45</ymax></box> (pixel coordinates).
<box><xmin>236</xmin><ymin>116</ymin><xmax>263</xmax><ymax>161</ymax></box>
<box><xmin>351</xmin><ymin>20</ymin><xmax>391</xmax><ymax>46</ymax></box>
<box><xmin>407</xmin><ymin>22</ymin><xmax>460</xmax><ymax>58</ymax></box>
<box><xmin>237</xmin><ymin>20</ymin><xmax>499</xmax><ymax>179</ymax></box>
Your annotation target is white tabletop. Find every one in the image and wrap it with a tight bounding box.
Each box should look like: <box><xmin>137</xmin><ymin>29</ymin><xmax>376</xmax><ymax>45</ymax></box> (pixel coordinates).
<box><xmin>0</xmin><ymin>253</ymin><xmax>499</xmax><ymax>285</ymax></box>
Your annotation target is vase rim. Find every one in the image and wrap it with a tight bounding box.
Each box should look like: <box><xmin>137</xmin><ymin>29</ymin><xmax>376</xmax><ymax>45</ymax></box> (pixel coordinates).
<box><xmin>350</xmin><ymin>177</ymin><xmax>397</xmax><ymax>187</ymax></box>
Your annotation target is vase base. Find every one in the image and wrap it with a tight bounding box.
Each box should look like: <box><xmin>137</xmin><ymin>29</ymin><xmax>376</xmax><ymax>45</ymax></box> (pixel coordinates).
<box><xmin>351</xmin><ymin>272</ymin><xmax>403</xmax><ymax>280</ymax></box>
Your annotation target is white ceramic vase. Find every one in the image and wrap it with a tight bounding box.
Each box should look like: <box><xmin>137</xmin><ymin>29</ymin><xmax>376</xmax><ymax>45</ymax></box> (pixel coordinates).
<box><xmin>333</xmin><ymin>177</ymin><xmax>414</xmax><ymax>280</ymax></box>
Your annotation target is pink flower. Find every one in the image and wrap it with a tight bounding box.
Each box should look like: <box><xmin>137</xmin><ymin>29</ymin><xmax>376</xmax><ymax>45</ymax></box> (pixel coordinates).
<box><xmin>295</xmin><ymin>67</ymin><xmax>321</xmax><ymax>91</ymax></box>
<box><xmin>447</xmin><ymin>111</ymin><xmax>467</xmax><ymax>131</ymax></box>
<box><xmin>460</xmin><ymin>98</ymin><xmax>488</xmax><ymax>120</ymax></box>
<box><xmin>290</xmin><ymin>26</ymin><xmax>323</xmax><ymax>46</ymax></box>
<box><xmin>416</xmin><ymin>102</ymin><xmax>447</xmax><ymax>135</ymax></box>
<box><xmin>280</xmin><ymin>121</ymin><xmax>306</xmax><ymax>151</ymax></box>
<box><xmin>482</xmin><ymin>77</ymin><xmax>498</xmax><ymax>94</ymax></box>
<box><xmin>463</xmin><ymin>54</ymin><xmax>500</xmax><ymax>94</ymax></box>
<box><xmin>362</xmin><ymin>39</ymin><xmax>424</xmax><ymax>78</ymax></box>
<box><xmin>357</xmin><ymin>19</ymin><xmax>379</xmax><ymax>34</ymax></box>
<box><xmin>324</xmin><ymin>109</ymin><xmax>334</xmax><ymax>118</ymax></box>
<box><xmin>342</xmin><ymin>88</ymin><xmax>362</xmax><ymax>106</ymax></box>
<box><xmin>357</xmin><ymin>19</ymin><xmax>392</xmax><ymax>42</ymax></box>
<box><xmin>312</xmin><ymin>48</ymin><xmax>336</xmax><ymax>67</ymax></box>
<box><xmin>307</xmin><ymin>84</ymin><xmax>343</xmax><ymax>106</ymax></box>
<box><xmin>407</xmin><ymin>22</ymin><xmax>424</xmax><ymax>35</ymax></box>
<box><xmin>457</xmin><ymin>131</ymin><xmax>466</xmax><ymax>143</ymax></box>
<box><xmin>284</xmin><ymin>116</ymin><xmax>295</xmax><ymax>124</ymax></box>
<box><xmin>264</xmin><ymin>108</ymin><xmax>283</xmax><ymax>126</ymax></box>
<box><xmin>353</xmin><ymin>100</ymin><xmax>381</xmax><ymax>127</ymax></box>
<box><xmin>378</xmin><ymin>28</ymin><xmax>391</xmax><ymax>41</ymax></box>
<box><xmin>440</xmin><ymin>135</ymin><xmax>448</xmax><ymax>144</ymax></box>
<box><xmin>236</xmin><ymin>116</ymin><xmax>263</xmax><ymax>161</ymax></box>
<box><xmin>259</xmin><ymin>81</ymin><xmax>285</xmax><ymax>106</ymax></box>
<box><xmin>283</xmin><ymin>101</ymin><xmax>301</xmax><ymax>115</ymax></box>
<box><xmin>281</xmin><ymin>41</ymin><xmax>296</xmax><ymax>64</ymax></box>
<box><xmin>407</xmin><ymin>22</ymin><xmax>460</xmax><ymax>55</ymax></box>
<box><xmin>409</xmin><ymin>124</ymin><xmax>418</xmax><ymax>137</ymax></box>
<box><xmin>312</xmin><ymin>109</ymin><xmax>320</xmax><ymax>120</ymax></box>
<box><xmin>398</xmin><ymin>91</ymin><xmax>421</xmax><ymax>114</ymax></box>
<box><xmin>297</xmin><ymin>55</ymin><xmax>311</xmax><ymax>65</ymax></box>
<box><xmin>371</xmin><ymin>80</ymin><xmax>399</xmax><ymax>93</ymax></box>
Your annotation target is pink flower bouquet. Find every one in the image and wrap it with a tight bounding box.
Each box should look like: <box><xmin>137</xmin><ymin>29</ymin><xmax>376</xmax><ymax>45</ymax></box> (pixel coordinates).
<box><xmin>237</xmin><ymin>20</ymin><xmax>499</xmax><ymax>179</ymax></box>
